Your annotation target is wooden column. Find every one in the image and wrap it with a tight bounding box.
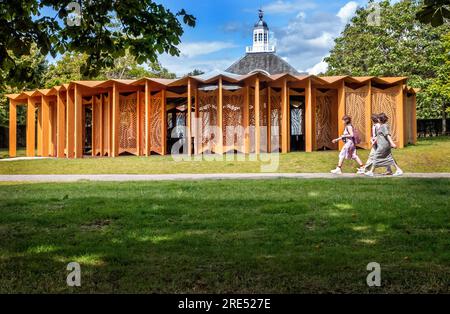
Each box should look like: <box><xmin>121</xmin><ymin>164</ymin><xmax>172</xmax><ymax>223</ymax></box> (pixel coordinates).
<box><xmin>281</xmin><ymin>78</ymin><xmax>288</xmax><ymax>153</ymax></box>
<box><xmin>396</xmin><ymin>83</ymin><xmax>405</xmax><ymax>148</ymax></box>
<box><xmin>217</xmin><ymin>78</ymin><xmax>224</xmax><ymax>154</ymax></box>
<box><xmin>337</xmin><ymin>80</ymin><xmax>346</xmax><ymax>150</ymax></box>
<box><xmin>254</xmin><ymin>76</ymin><xmax>261</xmax><ymax>154</ymax></box>
<box><xmin>136</xmin><ymin>90</ymin><xmax>141</xmax><ymax>156</ymax></box>
<box><xmin>305</xmin><ymin>79</ymin><xmax>315</xmax><ymax>152</ymax></box>
<box><xmin>91</xmin><ymin>96</ymin><xmax>95</xmax><ymax>157</ymax></box>
<box><xmin>26</xmin><ymin>98</ymin><xmax>36</xmax><ymax>157</ymax></box>
<box><xmin>41</xmin><ymin>96</ymin><xmax>50</xmax><ymax>157</ymax></box>
<box><xmin>56</xmin><ymin>90</ymin><xmax>65</xmax><ymax>158</ymax></box>
<box><xmin>243</xmin><ymin>85</ymin><xmax>250</xmax><ymax>154</ymax></box>
<box><xmin>267</xmin><ymin>86</ymin><xmax>272</xmax><ymax>152</ymax></box>
<box><xmin>9</xmin><ymin>99</ymin><xmax>17</xmax><ymax>158</ymax></box>
<box><xmin>66</xmin><ymin>89</ymin><xmax>75</xmax><ymax>158</ymax></box>
<box><xmin>145</xmin><ymin>81</ymin><xmax>151</xmax><ymax>156</ymax></box>
<box><xmin>99</xmin><ymin>95</ymin><xmax>104</xmax><ymax>156</ymax></box>
<box><xmin>106</xmin><ymin>91</ymin><xmax>112</xmax><ymax>157</ymax></box>
<box><xmin>365</xmin><ymin>81</ymin><xmax>372</xmax><ymax>149</ymax></box>
<box><xmin>161</xmin><ymin>89</ymin><xmax>167</xmax><ymax>155</ymax></box>
<box><xmin>74</xmin><ymin>85</ymin><xmax>83</xmax><ymax>158</ymax></box>
<box><xmin>112</xmin><ymin>83</ymin><xmax>120</xmax><ymax>157</ymax></box>
<box><xmin>187</xmin><ymin>78</ymin><xmax>192</xmax><ymax>156</ymax></box>
<box><xmin>412</xmin><ymin>93</ymin><xmax>417</xmax><ymax>144</ymax></box>
<box><xmin>194</xmin><ymin>85</ymin><xmax>199</xmax><ymax>155</ymax></box>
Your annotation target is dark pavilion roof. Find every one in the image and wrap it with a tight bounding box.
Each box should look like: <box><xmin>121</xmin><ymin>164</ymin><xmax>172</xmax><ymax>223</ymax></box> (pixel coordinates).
<box><xmin>226</xmin><ymin>52</ymin><xmax>302</xmax><ymax>76</ymax></box>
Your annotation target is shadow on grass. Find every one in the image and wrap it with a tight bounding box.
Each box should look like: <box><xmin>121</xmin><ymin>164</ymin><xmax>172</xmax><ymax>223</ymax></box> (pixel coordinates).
<box><xmin>0</xmin><ymin>179</ymin><xmax>449</xmax><ymax>293</ymax></box>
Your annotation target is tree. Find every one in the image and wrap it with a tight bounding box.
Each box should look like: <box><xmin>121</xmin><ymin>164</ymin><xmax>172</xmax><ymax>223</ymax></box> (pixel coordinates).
<box><xmin>185</xmin><ymin>69</ymin><xmax>205</xmax><ymax>77</ymax></box>
<box><xmin>325</xmin><ymin>0</ymin><xmax>450</xmax><ymax>119</ymax></box>
<box><xmin>416</xmin><ymin>0</ymin><xmax>450</xmax><ymax>26</ymax></box>
<box><xmin>0</xmin><ymin>45</ymin><xmax>48</xmax><ymax>127</ymax></box>
<box><xmin>1</xmin><ymin>0</ymin><xmax>195</xmax><ymax>87</ymax></box>
<box><xmin>426</xmin><ymin>33</ymin><xmax>450</xmax><ymax>133</ymax></box>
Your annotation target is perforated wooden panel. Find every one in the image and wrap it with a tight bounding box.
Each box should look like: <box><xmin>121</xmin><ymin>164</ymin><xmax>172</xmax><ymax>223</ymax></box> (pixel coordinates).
<box><xmin>93</xmin><ymin>96</ymin><xmax>102</xmax><ymax>156</ymax></box>
<box><xmin>139</xmin><ymin>92</ymin><xmax>146</xmax><ymax>156</ymax></box>
<box><xmin>316</xmin><ymin>90</ymin><xmax>336</xmax><ymax>150</ymax></box>
<box><xmin>198</xmin><ymin>91</ymin><xmax>218</xmax><ymax>153</ymax></box>
<box><xmin>223</xmin><ymin>90</ymin><xmax>244</xmax><ymax>152</ymax></box>
<box><xmin>270</xmin><ymin>89</ymin><xmax>282</xmax><ymax>152</ymax></box>
<box><xmin>371</xmin><ymin>86</ymin><xmax>399</xmax><ymax>142</ymax></box>
<box><xmin>150</xmin><ymin>92</ymin><xmax>164</xmax><ymax>155</ymax></box>
<box><xmin>345</xmin><ymin>86</ymin><xmax>368</xmax><ymax>144</ymax></box>
<box><xmin>119</xmin><ymin>93</ymin><xmax>138</xmax><ymax>155</ymax></box>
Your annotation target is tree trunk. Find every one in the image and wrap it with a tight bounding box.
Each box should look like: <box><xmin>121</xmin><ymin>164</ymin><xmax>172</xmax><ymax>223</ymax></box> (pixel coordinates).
<box><xmin>442</xmin><ymin>102</ymin><xmax>447</xmax><ymax>136</ymax></box>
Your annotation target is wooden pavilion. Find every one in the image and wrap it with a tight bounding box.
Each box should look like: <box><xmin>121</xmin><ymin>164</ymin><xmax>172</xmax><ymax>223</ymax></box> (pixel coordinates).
<box><xmin>6</xmin><ymin>72</ymin><xmax>417</xmax><ymax>158</ymax></box>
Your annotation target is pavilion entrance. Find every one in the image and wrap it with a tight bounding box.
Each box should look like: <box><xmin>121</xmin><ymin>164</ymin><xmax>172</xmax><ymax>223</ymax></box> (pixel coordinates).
<box><xmin>167</xmin><ymin>97</ymin><xmax>193</xmax><ymax>155</ymax></box>
<box><xmin>289</xmin><ymin>95</ymin><xmax>305</xmax><ymax>151</ymax></box>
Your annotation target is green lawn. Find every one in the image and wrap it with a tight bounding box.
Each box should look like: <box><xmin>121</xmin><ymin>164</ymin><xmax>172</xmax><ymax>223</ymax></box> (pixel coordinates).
<box><xmin>0</xmin><ymin>179</ymin><xmax>449</xmax><ymax>293</ymax></box>
<box><xmin>1</xmin><ymin>137</ymin><xmax>449</xmax><ymax>174</ymax></box>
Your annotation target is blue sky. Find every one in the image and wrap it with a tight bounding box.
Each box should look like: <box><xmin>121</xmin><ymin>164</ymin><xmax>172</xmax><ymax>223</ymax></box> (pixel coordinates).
<box><xmin>157</xmin><ymin>0</ymin><xmax>374</xmax><ymax>75</ymax></box>
<box><xmin>43</xmin><ymin>0</ymin><xmax>382</xmax><ymax>76</ymax></box>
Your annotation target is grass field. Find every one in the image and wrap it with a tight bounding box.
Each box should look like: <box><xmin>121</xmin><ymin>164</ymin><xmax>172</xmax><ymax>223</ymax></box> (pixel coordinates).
<box><xmin>0</xmin><ymin>178</ymin><xmax>449</xmax><ymax>293</ymax></box>
<box><xmin>1</xmin><ymin>137</ymin><xmax>449</xmax><ymax>174</ymax></box>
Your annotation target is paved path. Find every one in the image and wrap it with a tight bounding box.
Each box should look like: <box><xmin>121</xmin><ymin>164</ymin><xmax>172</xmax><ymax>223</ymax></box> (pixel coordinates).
<box><xmin>0</xmin><ymin>173</ymin><xmax>449</xmax><ymax>182</ymax></box>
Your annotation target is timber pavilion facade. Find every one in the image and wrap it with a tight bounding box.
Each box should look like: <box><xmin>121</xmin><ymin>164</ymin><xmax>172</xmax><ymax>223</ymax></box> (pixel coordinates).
<box><xmin>5</xmin><ymin>11</ymin><xmax>418</xmax><ymax>159</ymax></box>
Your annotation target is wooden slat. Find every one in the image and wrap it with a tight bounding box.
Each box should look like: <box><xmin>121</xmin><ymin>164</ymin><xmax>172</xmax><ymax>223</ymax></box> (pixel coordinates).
<box><xmin>396</xmin><ymin>84</ymin><xmax>405</xmax><ymax>148</ymax></box>
<box><xmin>112</xmin><ymin>83</ymin><xmax>120</xmax><ymax>157</ymax></box>
<box><xmin>41</xmin><ymin>96</ymin><xmax>50</xmax><ymax>157</ymax></box>
<box><xmin>56</xmin><ymin>91</ymin><xmax>65</xmax><ymax>158</ymax></box>
<box><xmin>66</xmin><ymin>90</ymin><xmax>75</xmax><ymax>158</ymax></box>
<box><xmin>255</xmin><ymin>76</ymin><xmax>260</xmax><ymax>154</ymax></box>
<box><xmin>74</xmin><ymin>85</ymin><xmax>83</xmax><ymax>158</ymax></box>
<box><xmin>337</xmin><ymin>80</ymin><xmax>346</xmax><ymax>150</ymax></box>
<box><xmin>187</xmin><ymin>78</ymin><xmax>192</xmax><ymax>156</ymax></box>
<box><xmin>26</xmin><ymin>98</ymin><xmax>36</xmax><ymax>157</ymax></box>
<box><xmin>305</xmin><ymin>79</ymin><xmax>314</xmax><ymax>152</ymax></box>
<box><xmin>9</xmin><ymin>100</ymin><xmax>17</xmax><ymax>158</ymax></box>
<box><xmin>217</xmin><ymin>78</ymin><xmax>223</xmax><ymax>154</ymax></box>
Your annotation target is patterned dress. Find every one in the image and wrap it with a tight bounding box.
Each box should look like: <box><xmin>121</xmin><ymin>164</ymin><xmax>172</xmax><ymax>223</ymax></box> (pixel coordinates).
<box><xmin>364</xmin><ymin>125</ymin><xmax>379</xmax><ymax>171</ymax></box>
<box><xmin>373</xmin><ymin>124</ymin><xmax>395</xmax><ymax>168</ymax></box>
<box><xmin>339</xmin><ymin>125</ymin><xmax>358</xmax><ymax>160</ymax></box>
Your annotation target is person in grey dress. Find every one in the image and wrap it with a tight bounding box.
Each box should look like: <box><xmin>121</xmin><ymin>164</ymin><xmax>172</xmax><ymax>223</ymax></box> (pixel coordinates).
<box><xmin>364</xmin><ymin>114</ymin><xmax>392</xmax><ymax>174</ymax></box>
<box><xmin>365</xmin><ymin>113</ymin><xmax>403</xmax><ymax>177</ymax></box>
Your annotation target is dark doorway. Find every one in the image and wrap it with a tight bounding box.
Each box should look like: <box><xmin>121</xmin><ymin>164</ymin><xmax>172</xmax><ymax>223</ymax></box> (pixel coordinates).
<box><xmin>166</xmin><ymin>98</ymin><xmax>193</xmax><ymax>155</ymax></box>
<box><xmin>290</xmin><ymin>96</ymin><xmax>305</xmax><ymax>151</ymax></box>
<box><xmin>84</xmin><ymin>105</ymin><xmax>92</xmax><ymax>155</ymax></box>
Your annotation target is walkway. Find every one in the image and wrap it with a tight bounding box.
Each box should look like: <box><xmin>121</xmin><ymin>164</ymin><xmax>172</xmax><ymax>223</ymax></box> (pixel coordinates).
<box><xmin>0</xmin><ymin>173</ymin><xmax>449</xmax><ymax>182</ymax></box>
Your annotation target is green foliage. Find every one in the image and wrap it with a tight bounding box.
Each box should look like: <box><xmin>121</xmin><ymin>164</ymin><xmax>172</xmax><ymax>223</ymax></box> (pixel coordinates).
<box><xmin>416</xmin><ymin>0</ymin><xmax>450</xmax><ymax>26</ymax></box>
<box><xmin>43</xmin><ymin>50</ymin><xmax>177</xmax><ymax>86</ymax></box>
<box><xmin>0</xmin><ymin>45</ymin><xmax>48</xmax><ymax>127</ymax></box>
<box><xmin>0</xmin><ymin>0</ymin><xmax>195</xmax><ymax>86</ymax></box>
<box><xmin>325</xmin><ymin>0</ymin><xmax>450</xmax><ymax>119</ymax></box>
<box><xmin>185</xmin><ymin>69</ymin><xmax>206</xmax><ymax>77</ymax></box>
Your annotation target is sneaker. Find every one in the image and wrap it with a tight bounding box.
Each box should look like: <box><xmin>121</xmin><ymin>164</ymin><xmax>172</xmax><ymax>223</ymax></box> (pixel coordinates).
<box><xmin>357</xmin><ymin>167</ymin><xmax>365</xmax><ymax>174</ymax></box>
<box><xmin>393</xmin><ymin>170</ymin><xmax>404</xmax><ymax>177</ymax></box>
<box><xmin>365</xmin><ymin>171</ymin><xmax>374</xmax><ymax>177</ymax></box>
<box><xmin>330</xmin><ymin>167</ymin><xmax>342</xmax><ymax>175</ymax></box>
<box><xmin>383</xmin><ymin>171</ymin><xmax>393</xmax><ymax>176</ymax></box>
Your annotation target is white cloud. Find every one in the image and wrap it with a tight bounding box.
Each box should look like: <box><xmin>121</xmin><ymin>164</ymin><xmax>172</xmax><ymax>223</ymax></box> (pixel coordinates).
<box><xmin>273</xmin><ymin>1</ymin><xmax>361</xmax><ymax>71</ymax></box>
<box><xmin>178</xmin><ymin>41</ymin><xmax>237</xmax><ymax>58</ymax></box>
<box><xmin>159</xmin><ymin>54</ymin><xmax>236</xmax><ymax>77</ymax></box>
<box><xmin>337</xmin><ymin>1</ymin><xmax>359</xmax><ymax>24</ymax></box>
<box><xmin>263</xmin><ymin>0</ymin><xmax>316</xmax><ymax>14</ymax></box>
<box><xmin>306</xmin><ymin>60</ymin><xmax>328</xmax><ymax>75</ymax></box>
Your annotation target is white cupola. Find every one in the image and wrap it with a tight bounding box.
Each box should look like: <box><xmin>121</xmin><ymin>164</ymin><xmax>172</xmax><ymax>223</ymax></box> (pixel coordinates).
<box><xmin>246</xmin><ymin>9</ymin><xmax>276</xmax><ymax>53</ymax></box>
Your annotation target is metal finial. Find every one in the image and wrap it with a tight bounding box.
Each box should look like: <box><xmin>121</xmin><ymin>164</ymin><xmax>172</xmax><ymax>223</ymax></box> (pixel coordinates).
<box><xmin>258</xmin><ymin>9</ymin><xmax>264</xmax><ymax>20</ymax></box>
